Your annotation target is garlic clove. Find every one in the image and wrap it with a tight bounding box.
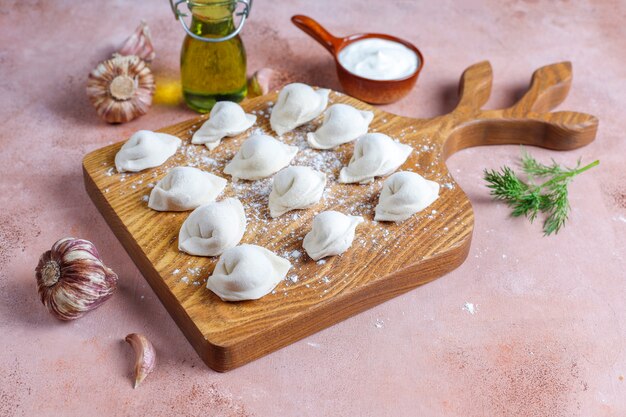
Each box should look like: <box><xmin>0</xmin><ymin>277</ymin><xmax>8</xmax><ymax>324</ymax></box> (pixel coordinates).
<box><xmin>125</xmin><ymin>333</ymin><xmax>156</xmax><ymax>389</ymax></box>
<box><xmin>247</xmin><ymin>68</ymin><xmax>297</xmax><ymax>98</ymax></box>
<box><xmin>86</xmin><ymin>54</ymin><xmax>155</xmax><ymax>124</ymax></box>
<box><xmin>118</xmin><ymin>20</ymin><xmax>156</xmax><ymax>64</ymax></box>
<box><xmin>35</xmin><ymin>237</ymin><xmax>118</xmax><ymax>320</ymax></box>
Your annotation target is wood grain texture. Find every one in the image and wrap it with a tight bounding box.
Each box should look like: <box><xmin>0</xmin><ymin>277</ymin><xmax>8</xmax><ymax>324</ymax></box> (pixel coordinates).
<box><xmin>82</xmin><ymin>61</ymin><xmax>597</xmax><ymax>371</ymax></box>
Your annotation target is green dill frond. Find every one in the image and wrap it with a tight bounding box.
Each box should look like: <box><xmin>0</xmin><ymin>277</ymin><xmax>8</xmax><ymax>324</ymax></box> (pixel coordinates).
<box><xmin>521</xmin><ymin>150</ymin><xmax>563</xmax><ymax>178</ymax></box>
<box><xmin>484</xmin><ymin>151</ymin><xmax>598</xmax><ymax>236</ymax></box>
<box><xmin>542</xmin><ymin>185</ymin><xmax>570</xmax><ymax>235</ymax></box>
<box><xmin>484</xmin><ymin>167</ymin><xmax>527</xmax><ymax>201</ymax></box>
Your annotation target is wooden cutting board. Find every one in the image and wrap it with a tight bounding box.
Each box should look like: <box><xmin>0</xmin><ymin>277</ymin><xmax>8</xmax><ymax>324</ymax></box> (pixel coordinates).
<box><xmin>82</xmin><ymin>61</ymin><xmax>597</xmax><ymax>371</ymax></box>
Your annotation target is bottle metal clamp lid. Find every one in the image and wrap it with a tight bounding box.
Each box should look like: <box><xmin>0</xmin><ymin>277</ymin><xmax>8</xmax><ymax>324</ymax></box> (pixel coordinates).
<box><xmin>169</xmin><ymin>0</ymin><xmax>252</xmax><ymax>43</ymax></box>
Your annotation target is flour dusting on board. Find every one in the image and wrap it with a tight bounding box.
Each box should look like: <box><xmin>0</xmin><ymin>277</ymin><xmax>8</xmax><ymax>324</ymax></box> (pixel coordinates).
<box><xmin>98</xmin><ymin>91</ymin><xmax>466</xmax><ymax>300</ymax></box>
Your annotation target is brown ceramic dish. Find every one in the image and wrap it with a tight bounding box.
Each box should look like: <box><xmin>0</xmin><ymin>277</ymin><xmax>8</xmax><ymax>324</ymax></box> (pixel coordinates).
<box><xmin>291</xmin><ymin>15</ymin><xmax>424</xmax><ymax>104</ymax></box>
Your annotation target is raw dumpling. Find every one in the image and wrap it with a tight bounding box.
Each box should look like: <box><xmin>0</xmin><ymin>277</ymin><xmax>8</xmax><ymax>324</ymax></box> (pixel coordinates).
<box><xmin>191</xmin><ymin>101</ymin><xmax>256</xmax><ymax>150</ymax></box>
<box><xmin>207</xmin><ymin>244</ymin><xmax>291</xmax><ymax>301</ymax></box>
<box><xmin>302</xmin><ymin>211</ymin><xmax>364</xmax><ymax>261</ymax></box>
<box><xmin>148</xmin><ymin>167</ymin><xmax>227</xmax><ymax>211</ymax></box>
<box><xmin>268</xmin><ymin>166</ymin><xmax>327</xmax><ymax>217</ymax></box>
<box><xmin>307</xmin><ymin>104</ymin><xmax>374</xmax><ymax>149</ymax></box>
<box><xmin>178</xmin><ymin>198</ymin><xmax>246</xmax><ymax>257</ymax></box>
<box><xmin>339</xmin><ymin>133</ymin><xmax>412</xmax><ymax>184</ymax></box>
<box><xmin>374</xmin><ymin>171</ymin><xmax>440</xmax><ymax>222</ymax></box>
<box><xmin>270</xmin><ymin>83</ymin><xmax>330</xmax><ymax>136</ymax></box>
<box><xmin>115</xmin><ymin>130</ymin><xmax>181</xmax><ymax>173</ymax></box>
<box><xmin>224</xmin><ymin>134</ymin><xmax>298</xmax><ymax>181</ymax></box>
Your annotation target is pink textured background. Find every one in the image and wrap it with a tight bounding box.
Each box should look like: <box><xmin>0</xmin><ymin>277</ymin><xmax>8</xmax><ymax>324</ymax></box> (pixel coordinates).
<box><xmin>1</xmin><ymin>0</ymin><xmax>625</xmax><ymax>416</ymax></box>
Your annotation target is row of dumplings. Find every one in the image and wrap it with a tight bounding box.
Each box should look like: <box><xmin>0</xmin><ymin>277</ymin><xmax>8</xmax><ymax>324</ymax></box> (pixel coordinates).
<box><xmin>112</xmin><ymin>83</ymin><xmax>440</xmax><ymax>302</ymax></box>
<box><xmin>184</xmin><ymin>83</ymin><xmax>369</xmax><ymax>151</ymax></box>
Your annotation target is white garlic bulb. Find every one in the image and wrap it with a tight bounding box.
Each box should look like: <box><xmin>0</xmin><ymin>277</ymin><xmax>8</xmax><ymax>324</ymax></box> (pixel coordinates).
<box><xmin>86</xmin><ymin>54</ymin><xmax>155</xmax><ymax>124</ymax></box>
<box><xmin>35</xmin><ymin>237</ymin><xmax>118</xmax><ymax>320</ymax></box>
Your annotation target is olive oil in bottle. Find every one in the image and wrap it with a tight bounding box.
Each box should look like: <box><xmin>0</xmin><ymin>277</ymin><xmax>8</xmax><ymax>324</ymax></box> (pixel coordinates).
<box><xmin>179</xmin><ymin>0</ymin><xmax>248</xmax><ymax>113</ymax></box>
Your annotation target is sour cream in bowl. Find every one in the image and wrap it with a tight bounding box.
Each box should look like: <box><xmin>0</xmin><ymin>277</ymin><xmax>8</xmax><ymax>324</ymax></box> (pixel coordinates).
<box><xmin>338</xmin><ymin>38</ymin><xmax>420</xmax><ymax>81</ymax></box>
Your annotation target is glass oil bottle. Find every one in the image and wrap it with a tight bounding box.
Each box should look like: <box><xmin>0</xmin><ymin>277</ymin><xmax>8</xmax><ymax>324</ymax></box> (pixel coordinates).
<box><xmin>170</xmin><ymin>0</ymin><xmax>252</xmax><ymax>112</ymax></box>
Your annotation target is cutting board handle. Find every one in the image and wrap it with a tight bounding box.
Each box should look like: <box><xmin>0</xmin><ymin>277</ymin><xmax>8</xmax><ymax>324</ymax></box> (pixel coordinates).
<box><xmin>440</xmin><ymin>61</ymin><xmax>598</xmax><ymax>158</ymax></box>
<box><xmin>511</xmin><ymin>61</ymin><xmax>573</xmax><ymax>113</ymax></box>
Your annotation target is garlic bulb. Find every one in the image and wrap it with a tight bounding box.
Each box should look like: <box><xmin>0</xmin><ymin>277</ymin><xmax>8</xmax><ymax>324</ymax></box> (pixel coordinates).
<box><xmin>86</xmin><ymin>54</ymin><xmax>155</xmax><ymax>124</ymax></box>
<box><xmin>118</xmin><ymin>20</ymin><xmax>156</xmax><ymax>63</ymax></box>
<box><xmin>35</xmin><ymin>237</ymin><xmax>118</xmax><ymax>321</ymax></box>
<box><xmin>125</xmin><ymin>333</ymin><xmax>156</xmax><ymax>388</ymax></box>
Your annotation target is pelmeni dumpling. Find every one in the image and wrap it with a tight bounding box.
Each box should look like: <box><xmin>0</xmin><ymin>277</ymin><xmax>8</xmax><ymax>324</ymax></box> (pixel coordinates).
<box><xmin>207</xmin><ymin>244</ymin><xmax>291</xmax><ymax>301</ymax></box>
<box><xmin>115</xmin><ymin>130</ymin><xmax>181</xmax><ymax>173</ymax></box>
<box><xmin>302</xmin><ymin>211</ymin><xmax>364</xmax><ymax>261</ymax></box>
<box><xmin>270</xmin><ymin>83</ymin><xmax>330</xmax><ymax>136</ymax></box>
<box><xmin>307</xmin><ymin>104</ymin><xmax>374</xmax><ymax>149</ymax></box>
<box><xmin>191</xmin><ymin>101</ymin><xmax>256</xmax><ymax>150</ymax></box>
<box><xmin>374</xmin><ymin>171</ymin><xmax>440</xmax><ymax>222</ymax></box>
<box><xmin>224</xmin><ymin>134</ymin><xmax>298</xmax><ymax>181</ymax></box>
<box><xmin>148</xmin><ymin>167</ymin><xmax>227</xmax><ymax>212</ymax></box>
<box><xmin>339</xmin><ymin>133</ymin><xmax>412</xmax><ymax>184</ymax></box>
<box><xmin>178</xmin><ymin>198</ymin><xmax>246</xmax><ymax>257</ymax></box>
<box><xmin>268</xmin><ymin>166</ymin><xmax>326</xmax><ymax>218</ymax></box>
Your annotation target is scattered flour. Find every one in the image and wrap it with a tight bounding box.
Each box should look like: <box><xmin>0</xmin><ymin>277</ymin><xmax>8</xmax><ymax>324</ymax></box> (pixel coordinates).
<box><xmin>102</xmin><ymin>99</ymin><xmax>462</xmax><ymax>300</ymax></box>
<box><xmin>463</xmin><ymin>302</ymin><xmax>477</xmax><ymax>315</ymax></box>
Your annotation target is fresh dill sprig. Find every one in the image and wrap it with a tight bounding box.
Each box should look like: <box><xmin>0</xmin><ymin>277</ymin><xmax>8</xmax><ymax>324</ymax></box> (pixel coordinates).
<box><xmin>483</xmin><ymin>150</ymin><xmax>599</xmax><ymax>235</ymax></box>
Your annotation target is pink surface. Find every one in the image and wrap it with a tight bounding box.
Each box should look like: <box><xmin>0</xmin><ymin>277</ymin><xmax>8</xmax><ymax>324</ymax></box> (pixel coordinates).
<box><xmin>1</xmin><ymin>0</ymin><xmax>625</xmax><ymax>416</ymax></box>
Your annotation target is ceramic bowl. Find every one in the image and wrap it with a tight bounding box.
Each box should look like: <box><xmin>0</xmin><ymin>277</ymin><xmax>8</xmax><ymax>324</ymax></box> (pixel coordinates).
<box><xmin>291</xmin><ymin>15</ymin><xmax>424</xmax><ymax>104</ymax></box>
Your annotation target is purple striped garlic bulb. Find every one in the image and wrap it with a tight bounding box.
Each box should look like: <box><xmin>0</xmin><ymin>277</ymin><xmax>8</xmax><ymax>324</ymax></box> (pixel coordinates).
<box><xmin>35</xmin><ymin>237</ymin><xmax>118</xmax><ymax>321</ymax></box>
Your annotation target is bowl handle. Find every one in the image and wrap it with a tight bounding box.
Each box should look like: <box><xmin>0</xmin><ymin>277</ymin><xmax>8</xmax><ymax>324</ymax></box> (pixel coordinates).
<box><xmin>291</xmin><ymin>15</ymin><xmax>343</xmax><ymax>55</ymax></box>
